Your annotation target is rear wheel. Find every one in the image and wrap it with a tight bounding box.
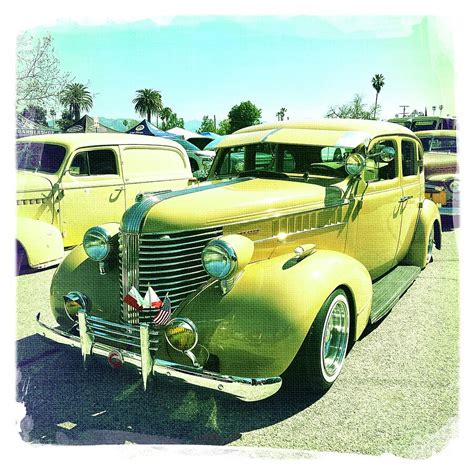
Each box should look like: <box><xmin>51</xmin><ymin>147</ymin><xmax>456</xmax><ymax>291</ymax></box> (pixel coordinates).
<box><xmin>301</xmin><ymin>289</ymin><xmax>351</xmax><ymax>393</ymax></box>
<box><xmin>16</xmin><ymin>242</ymin><xmax>28</xmax><ymax>275</ymax></box>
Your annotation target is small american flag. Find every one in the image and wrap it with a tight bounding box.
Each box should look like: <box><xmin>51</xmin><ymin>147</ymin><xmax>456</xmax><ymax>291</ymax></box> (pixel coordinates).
<box><xmin>153</xmin><ymin>292</ymin><xmax>172</xmax><ymax>326</ymax></box>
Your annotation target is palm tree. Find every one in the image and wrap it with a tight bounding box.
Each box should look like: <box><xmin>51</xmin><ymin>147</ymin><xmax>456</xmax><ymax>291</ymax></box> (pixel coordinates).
<box><xmin>133</xmin><ymin>89</ymin><xmax>162</xmax><ymax>122</ymax></box>
<box><xmin>371</xmin><ymin>74</ymin><xmax>385</xmax><ymax>119</ymax></box>
<box><xmin>160</xmin><ymin>106</ymin><xmax>173</xmax><ymax>129</ymax></box>
<box><xmin>432</xmin><ymin>105</ymin><xmax>437</xmax><ymax>115</ymax></box>
<box><xmin>59</xmin><ymin>83</ymin><xmax>93</xmax><ymax>121</ymax></box>
<box><xmin>439</xmin><ymin>105</ymin><xmax>444</xmax><ymax>115</ymax></box>
<box><xmin>276</xmin><ymin>107</ymin><xmax>287</xmax><ymax>121</ymax></box>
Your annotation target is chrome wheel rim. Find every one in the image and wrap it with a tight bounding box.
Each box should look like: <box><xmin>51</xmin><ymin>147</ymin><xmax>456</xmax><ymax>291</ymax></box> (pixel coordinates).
<box><xmin>426</xmin><ymin>226</ymin><xmax>435</xmax><ymax>264</ymax></box>
<box><xmin>320</xmin><ymin>295</ymin><xmax>350</xmax><ymax>382</ymax></box>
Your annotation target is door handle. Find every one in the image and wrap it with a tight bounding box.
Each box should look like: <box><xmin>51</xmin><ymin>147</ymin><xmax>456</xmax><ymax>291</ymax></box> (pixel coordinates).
<box><xmin>399</xmin><ymin>195</ymin><xmax>413</xmax><ymax>203</ymax></box>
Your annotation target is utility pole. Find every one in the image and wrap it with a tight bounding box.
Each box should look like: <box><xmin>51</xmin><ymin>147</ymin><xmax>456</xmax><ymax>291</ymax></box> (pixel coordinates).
<box><xmin>399</xmin><ymin>105</ymin><xmax>410</xmax><ymax>117</ymax></box>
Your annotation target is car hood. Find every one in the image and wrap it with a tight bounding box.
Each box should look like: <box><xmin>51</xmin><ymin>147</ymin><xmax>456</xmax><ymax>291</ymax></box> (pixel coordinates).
<box><xmin>16</xmin><ymin>170</ymin><xmax>57</xmax><ymax>193</ymax></box>
<box><xmin>139</xmin><ymin>177</ymin><xmax>346</xmax><ymax>233</ymax></box>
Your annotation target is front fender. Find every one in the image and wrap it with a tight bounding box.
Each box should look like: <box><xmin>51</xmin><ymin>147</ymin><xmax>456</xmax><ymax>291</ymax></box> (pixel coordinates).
<box><xmin>175</xmin><ymin>249</ymin><xmax>372</xmax><ymax>378</ymax></box>
<box><xmin>50</xmin><ymin>226</ymin><xmax>121</xmax><ymax>331</ymax></box>
<box><xmin>402</xmin><ymin>199</ymin><xmax>442</xmax><ymax>268</ymax></box>
<box><xmin>17</xmin><ymin>217</ymin><xmax>64</xmax><ymax>268</ymax></box>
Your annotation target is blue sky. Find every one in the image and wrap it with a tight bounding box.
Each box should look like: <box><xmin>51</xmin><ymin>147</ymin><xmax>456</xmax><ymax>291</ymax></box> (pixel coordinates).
<box><xmin>31</xmin><ymin>16</ymin><xmax>455</xmax><ymax>126</ymax></box>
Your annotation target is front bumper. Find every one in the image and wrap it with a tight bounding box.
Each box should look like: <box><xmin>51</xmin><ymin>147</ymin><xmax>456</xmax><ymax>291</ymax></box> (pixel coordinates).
<box><xmin>35</xmin><ymin>312</ymin><xmax>282</xmax><ymax>402</ymax></box>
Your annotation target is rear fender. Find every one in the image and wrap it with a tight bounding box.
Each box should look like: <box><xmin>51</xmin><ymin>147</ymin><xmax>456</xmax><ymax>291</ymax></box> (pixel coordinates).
<box><xmin>402</xmin><ymin>199</ymin><xmax>442</xmax><ymax>268</ymax></box>
<box><xmin>175</xmin><ymin>249</ymin><xmax>372</xmax><ymax>378</ymax></box>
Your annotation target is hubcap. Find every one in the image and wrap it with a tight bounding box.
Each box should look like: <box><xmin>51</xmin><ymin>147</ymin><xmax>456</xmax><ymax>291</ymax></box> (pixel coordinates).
<box><xmin>426</xmin><ymin>226</ymin><xmax>435</xmax><ymax>264</ymax></box>
<box><xmin>321</xmin><ymin>296</ymin><xmax>350</xmax><ymax>381</ymax></box>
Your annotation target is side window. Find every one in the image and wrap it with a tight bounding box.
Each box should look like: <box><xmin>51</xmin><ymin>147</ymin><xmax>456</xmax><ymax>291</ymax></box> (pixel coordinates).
<box><xmin>401</xmin><ymin>140</ymin><xmax>418</xmax><ymax>177</ymax></box>
<box><xmin>88</xmin><ymin>149</ymin><xmax>118</xmax><ymax>175</ymax></box>
<box><xmin>364</xmin><ymin>140</ymin><xmax>397</xmax><ymax>182</ymax></box>
<box><xmin>70</xmin><ymin>152</ymin><xmax>89</xmax><ymax>175</ymax></box>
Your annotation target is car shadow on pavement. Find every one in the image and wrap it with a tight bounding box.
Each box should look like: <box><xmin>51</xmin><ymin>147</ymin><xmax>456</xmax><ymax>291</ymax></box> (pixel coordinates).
<box><xmin>17</xmin><ymin>335</ymin><xmax>321</xmax><ymax>446</ymax></box>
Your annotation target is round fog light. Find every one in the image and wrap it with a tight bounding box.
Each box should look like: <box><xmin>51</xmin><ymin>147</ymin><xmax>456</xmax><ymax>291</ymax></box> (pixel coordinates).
<box><xmin>165</xmin><ymin>318</ymin><xmax>198</xmax><ymax>352</ymax></box>
<box><xmin>63</xmin><ymin>291</ymin><xmax>90</xmax><ymax>321</ymax></box>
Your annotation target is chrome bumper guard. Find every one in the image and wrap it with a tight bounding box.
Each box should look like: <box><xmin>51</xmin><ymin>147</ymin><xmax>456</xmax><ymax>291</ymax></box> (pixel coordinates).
<box><xmin>35</xmin><ymin>312</ymin><xmax>282</xmax><ymax>402</ymax></box>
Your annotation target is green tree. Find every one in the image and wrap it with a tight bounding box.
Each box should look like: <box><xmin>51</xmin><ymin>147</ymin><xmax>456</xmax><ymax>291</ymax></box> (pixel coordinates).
<box><xmin>160</xmin><ymin>106</ymin><xmax>173</xmax><ymax>129</ymax></box>
<box><xmin>325</xmin><ymin>94</ymin><xmax>378</xmax><ymax>120</ymax></box>
<box><xmin>56</xmin><ymin>109</ymin><xmax>75</xmax><ymax>131</ymax></box>
<box><xmin>371</xmin><ymin>73</ymin><xmax>385</xmax><ymax>119</ymax></box>
<box><xmin>166</xmin><ymin>112</ymin><xmax>184</xmax><ymax>129</ymax></box>
<box><xmin>217</xmin><ymin>118</ymin><xmax>230</xmax><ymax>135</ymax></box>
<box><xmin>16</xmin><ymin>32</ymin><xmax>72</xmax><ymax>110</ymax></box>
<box><xmin>59</xmin><ymin>83</ymin><xmax>93</xmax><ymax>121</ymax></box>
<box><xmin>133</xmin><ymin>88</ymin><xmax>162</xmax><ymax>123</ymax></box>
<box><xmin>276</xmin><ymin>107</ymin><xmax>287</xmax><ymax>121</ymax></box>
<box><xmin>21</xmin><ymin>105</ymin><xmax>48</xmax><ymax>126</ymax></box>
<box><xmin>227</xmin><ymin>101</ymin><xmax>262</xmax><ymax>133</ymax></box>
<box><xmin>197</xmin><ymin>115</ymin><xmax>217</xmax><ymax>134</ymax></box>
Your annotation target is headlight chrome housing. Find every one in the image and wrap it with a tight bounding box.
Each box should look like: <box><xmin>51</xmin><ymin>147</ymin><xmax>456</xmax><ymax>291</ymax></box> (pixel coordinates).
<box><xmin>63</xmin><ymin>291</ymin><xmax>90</xmax><ymax>321</ymax></box>
<box><xmin>448</xmin><ymin>179</ymin><xmax>460</xmax><ymax>193</ymax></box>
<box><xmin>165</xmin><ymin>318</ymin><xmax>198</xmax><ymax>352</ymax></box>
<box><xmin>202</xmin><ymin>239</ymin><xmax>238</xmax><ymax>279</ymax></box>
<box><xmin>83</xmin><ymin>226</ymin><xmax>113</xmax><ymax>262</ymax></box>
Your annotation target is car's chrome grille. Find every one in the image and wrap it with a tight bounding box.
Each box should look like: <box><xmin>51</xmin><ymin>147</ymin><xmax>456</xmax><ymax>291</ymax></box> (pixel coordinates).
<box><xmin>120</xmin><ymin>227</ymin><xmax>223</xmax><ymax>324</ymax></box>
<box><xmin>86</xmin><ymin>314</ymin><xmax>160</xmax><ymax>352</ymax></box>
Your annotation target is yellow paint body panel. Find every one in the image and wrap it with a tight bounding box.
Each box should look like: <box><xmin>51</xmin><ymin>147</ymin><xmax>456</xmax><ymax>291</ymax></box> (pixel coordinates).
<box><xmin>17</xmin><ymin>133</ymin><xmax>193</xmax><ymax>267</ymax></box>
<box><xmin>17</xmin><ymin>217</ymin><xmax>63</xmax><ymax>268</ymax></box>
<box><xmin>172</xmin><ymin>250</ymin><xmax>372</xmax><ymax>378</ymax></box>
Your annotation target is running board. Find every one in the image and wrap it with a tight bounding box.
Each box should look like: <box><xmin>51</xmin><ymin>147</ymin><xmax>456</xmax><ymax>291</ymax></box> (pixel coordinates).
<box><xmin>369</xmin><ymin>265</ymin><xmax>421</xmax><ymax>324</ymax></box>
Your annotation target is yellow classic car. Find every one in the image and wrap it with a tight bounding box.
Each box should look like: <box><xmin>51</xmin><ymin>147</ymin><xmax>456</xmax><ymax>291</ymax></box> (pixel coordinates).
<box><xmin>415</xmin><ymin>130</ymin><xmax>459</xmax><ymax>226</ymax></box>
<box><xmin>36</xmin><ymin>119</ymin><xmax>441</xmax><ymax>402</ymax></box>
<box><xmin>16</xmin><ymin>133</ymin><xmax>194</xmax><ymax>271</ymax></box>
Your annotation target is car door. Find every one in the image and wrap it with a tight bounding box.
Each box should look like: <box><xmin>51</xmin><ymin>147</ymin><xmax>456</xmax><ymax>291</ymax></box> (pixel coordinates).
<box><xmin>58</xmin><ymin>146</ymin><xmax>126</xmax><ymax>247</ymax></box>
<box><xmin>394</xmin><ymin>138</ymin><xmax>423</xmax><ymax>264</ymax></box>
<box><xmin>346</xmin><ymin>137</ymin><xmax>404</xmax><ymax>280</ymax></box>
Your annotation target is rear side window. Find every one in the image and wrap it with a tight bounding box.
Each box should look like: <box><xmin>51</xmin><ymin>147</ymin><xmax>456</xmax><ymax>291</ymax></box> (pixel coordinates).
<box><xmin>121</xmin><ymin>146</ymin><xmax>188</xmax><ymax>177</ymax></box>
<box><xmin>401</xmin><ymin>140</ymin><xmax>418</xmax><ymax>176</ymax></box>
<box><xmin>70</xmin><ymin>149</ymin><xmax>118</xmax><ymax>176</ymax></box>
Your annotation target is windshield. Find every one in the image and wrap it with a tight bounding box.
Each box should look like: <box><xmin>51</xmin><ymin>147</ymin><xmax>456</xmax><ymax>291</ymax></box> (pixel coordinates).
<box><xmin>420</xmin><ymin>136</ymin><xmax>457</xmax><ymax>153</ymax></box>
<box><xmin>212</xmin><ymin>143</ymin><xmax>353</xmax><ymax>182</ymax></box>
<box><xmin>16</xmin><ymin>142</ymin><xmax>66</xmax><ymax>174</ymax></box>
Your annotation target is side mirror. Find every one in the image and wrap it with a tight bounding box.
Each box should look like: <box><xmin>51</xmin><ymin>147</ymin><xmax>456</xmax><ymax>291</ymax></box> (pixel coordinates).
<box><xmin>379</xmin><ymin>146</ymin><xmax>396</xmax><ymax>163</ymax></box>
<box><xmin>368</xmin><ymin>145</ymin><xmax>396</xmax><ymax>163</ymax></box>
<box><xmin>66</xmin><ymin>167</ymin><xmax>81</xmax><ymax>176</ymax></box>
<box><xmin>344</xmin><ymin>153</ymin><xmax>366</xmax><ymax>176</ymax></box>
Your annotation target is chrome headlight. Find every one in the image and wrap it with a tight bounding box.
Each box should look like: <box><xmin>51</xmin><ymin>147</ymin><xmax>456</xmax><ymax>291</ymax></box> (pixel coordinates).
<box><xmin>63</xmin><ymin>291</ymin><xmax>90</xmax><ymax>321</ymax></box>
<box><xmin>448</xmin><ymin>179</ymin><xmax>460</xmax><ymax>193</ymax></box>
<box><xmin>165</xmin><ymin>318</ymin><xmax>198</xmax><ymax>352</ymax></box>
<box><xmin>83</xmin><ymin>226</ymin><xmax>113</xmax><ymax>261</ymax></box>
<box><xmin>202</xmin><ymin>239</ymin><xmax>238</xmax><ymax>279</ymax></box>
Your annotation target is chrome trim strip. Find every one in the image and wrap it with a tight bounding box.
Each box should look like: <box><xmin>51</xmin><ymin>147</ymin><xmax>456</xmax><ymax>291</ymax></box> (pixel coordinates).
<box><xmin>36</xmin><ymin>313</ymin><xmax>282</xmax><ymax>402</ymax></box>
<box><xmin>254</xmin><ymin>221</ymin><xmax>346</xmax><ymax>244</ymax></box>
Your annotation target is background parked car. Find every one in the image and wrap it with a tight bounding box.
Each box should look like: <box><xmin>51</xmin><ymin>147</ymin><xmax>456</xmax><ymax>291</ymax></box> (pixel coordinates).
<box><xmin>168</xmin><ymin>137</ymin><xmax>215</xmax><ymax>179</ymax></box>
<box><xmin>16</xmin><ymin>133</ymin><xmax>194</xmax><ymax>272</ymax></box>
<box><xmin>416</xmin><ymin>130</ymin><xmax>459</xmax><ymax>228</ymax></box>
<box><xmin>388</xmin><ymin>115</ymin><xmax>457</xmax><ymax>132</ymax></box>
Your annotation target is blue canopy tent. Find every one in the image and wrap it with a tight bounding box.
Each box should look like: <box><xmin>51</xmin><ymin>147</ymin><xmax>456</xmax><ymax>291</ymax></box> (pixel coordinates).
<box><xmin>204</xmin><ymin>135</ymin><xmax>227</xmax><ymax>151</ymax></box>
<box><xmin>126</xmin><ymin>120</ymin><xmax>182</xmax><ymax>138</ymax></box>
<box><xmin>200</xmin><ymin>132</ymin><xmax>221</xmax><ymax>139</ymax></box>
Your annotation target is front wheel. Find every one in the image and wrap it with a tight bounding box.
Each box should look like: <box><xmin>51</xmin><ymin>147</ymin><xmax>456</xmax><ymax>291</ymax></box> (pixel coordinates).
<box><xmin>301</xmin><ymin>289</ymin><xmax>351</xmax><ymax>393</ymax></box>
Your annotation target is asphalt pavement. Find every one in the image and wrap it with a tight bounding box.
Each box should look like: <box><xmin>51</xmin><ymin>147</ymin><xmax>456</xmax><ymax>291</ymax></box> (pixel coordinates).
<box><xmin>15</xmin><ymin>230</ymin><xmax>459</xmax><ymax>457</ymax></box>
